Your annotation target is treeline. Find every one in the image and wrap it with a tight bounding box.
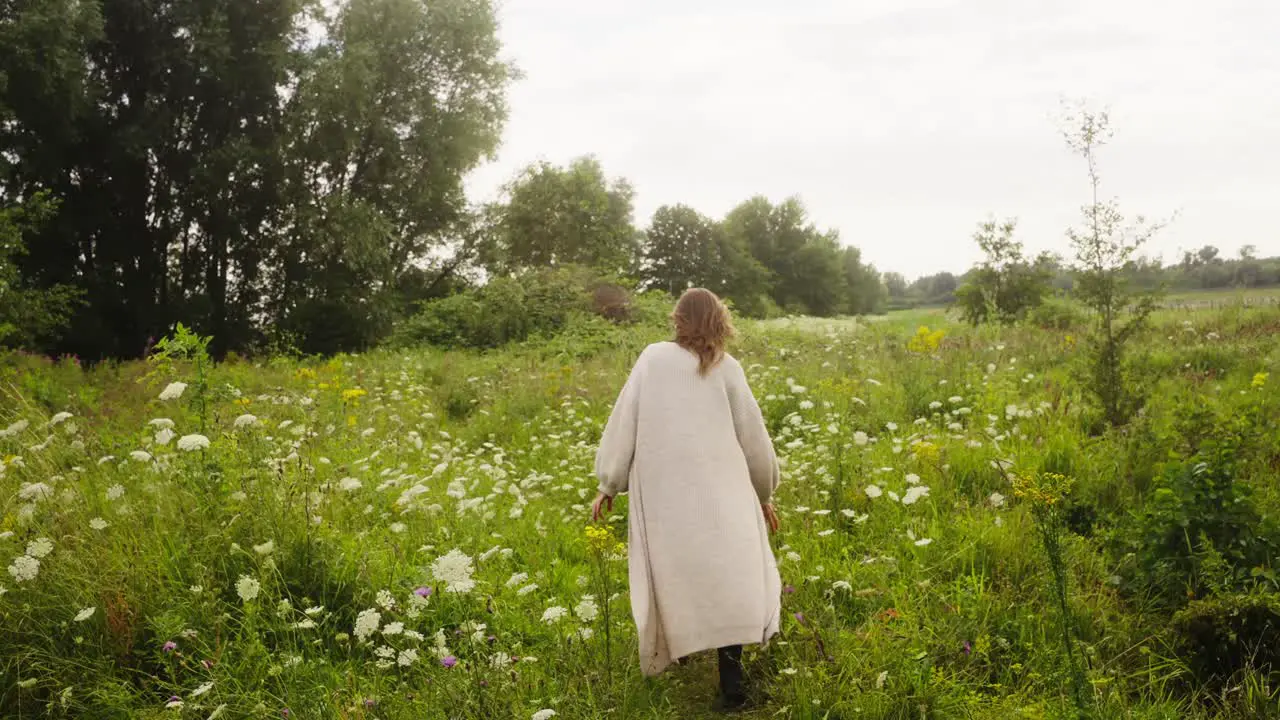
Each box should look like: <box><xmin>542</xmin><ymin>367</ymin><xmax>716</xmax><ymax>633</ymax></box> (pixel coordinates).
<box><xmin>479</xmin><ymin>157</ymin><xmax>885</xmax><ymax>320</ymax></box>
<box><xmin>0</xmin><ymin>1</ymin><xmax>883</xmax><ymax>361</ymax></box>
<box><xmin>888</xmin><ymin>246</ymin><xmax>1280</xmax><ymax>310</ymax></box>
<box><xmin>0</xmin><ymin>0</ymin><xmax>512</xmax><ymax>360</ymax></box>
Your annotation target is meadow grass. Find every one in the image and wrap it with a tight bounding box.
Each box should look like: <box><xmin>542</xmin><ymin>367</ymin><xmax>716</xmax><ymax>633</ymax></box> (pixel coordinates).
<box><xmin>1</xmin><ymin>301</ymin><xmax>1278</xmax><ymax>719</ymax></box>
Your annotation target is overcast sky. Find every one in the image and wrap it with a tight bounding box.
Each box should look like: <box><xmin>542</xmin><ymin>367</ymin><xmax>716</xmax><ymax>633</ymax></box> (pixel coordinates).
<box><xmin>463</xmin><ymin>0</ymin><xmax>1280</xmax><ymax>279</ymax></box>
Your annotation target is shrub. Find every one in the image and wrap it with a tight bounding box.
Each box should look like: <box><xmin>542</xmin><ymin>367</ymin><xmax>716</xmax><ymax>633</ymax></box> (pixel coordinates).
<box><xmin>1028</xmin><ymin>297</ymin><xmax>1088</xmax><ymax>331</ymax></box>
<box><xmin>1171</xmin><ymin>592</ymin><xmax>1280</xmax><ymax>686</ymax></box>
<box><xmin>392</xmin><ymin>268</ymin><xmax>596</xmax><ymax>349</ymax></box>
<box><xmin>1121</xmin><ymin>406</ymin><xmax>1278</xmax><ymax>607</ymax></box>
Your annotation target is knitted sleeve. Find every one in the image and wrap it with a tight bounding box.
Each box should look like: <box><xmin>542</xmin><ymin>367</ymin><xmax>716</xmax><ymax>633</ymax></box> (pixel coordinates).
<box><xmin>594</xmin><ymin>353</ymin><xmax>644</xmax><ymax>496</ymax></box>
<box><xmin>725</xmin><ymin>357</ymin><xmax>780</xmax><ymax>503</ymax></box>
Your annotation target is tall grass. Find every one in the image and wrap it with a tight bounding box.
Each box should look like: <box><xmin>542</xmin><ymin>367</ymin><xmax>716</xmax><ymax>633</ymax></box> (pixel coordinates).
<box><xmin>0</xmin><ymin>302</ymin><xmax>1277</xmax><ymax>718</ymax></box>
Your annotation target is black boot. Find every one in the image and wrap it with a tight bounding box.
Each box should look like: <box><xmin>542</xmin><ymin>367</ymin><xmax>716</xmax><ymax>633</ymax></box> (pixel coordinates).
<box><xmin>713</xmin><ymin>645</ymin><xmax>747</xmax><ymax>712</ymax></box>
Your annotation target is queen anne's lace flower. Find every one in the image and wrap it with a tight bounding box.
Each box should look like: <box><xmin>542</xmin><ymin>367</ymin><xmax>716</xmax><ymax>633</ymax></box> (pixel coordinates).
<box><xmin>574</xmin><ymin>596</ymin><xmax>599</xmax><ymax>623</ymax></box>
<box><xmin>901</xmin><ymin>486</ymin><xmax>930</xmax><ymax>505</ymax></box>
<box><xmin>541</xmin><ymin>606</ymin><xmax>568</xmax><ymax>624</ymax></box>
<box><xmin>158</xmin><ymin>382</ymin><xmax>187</xmax><ymax>401</ymax></box>
<box><xmin>7</xmin><ymin>555</ymin><xmax>39</xmax><ymax>582</ymax></box>
<box><xmin>74</xmin><ymin>607</ymin><xmax>96</xmax><ymax>622</ymax></box>
<box><xmin>430</xmin><ymin>549</ymin><xmax>476</xmax><ymax>594</ymax></box>
<box><xmin>233</xmin><ymin>414</ymin><xmax>259</xmax><ymax>429</ymax></box>
<box><xmin>176</xmin><ymin>434</ymin><xmax>210</xmax><ymax>452</ymax></box>
<box><xmin>235</xmin><ymin>575</ymin><xmax>261</xmax><ymax>602</ymax></box>
<box><xmin>25</xmin><ymin>538</ymin><xmax>53</xmax><ymax>558</ymax></box>
<box><xmin>354</xmin><ymin>608</ymin><xmax>381</xmax><ymax>641</ymax></box>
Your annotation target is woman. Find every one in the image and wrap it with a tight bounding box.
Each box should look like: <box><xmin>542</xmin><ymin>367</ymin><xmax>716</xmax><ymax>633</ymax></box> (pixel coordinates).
<box><xmin>591</xmin><ymin>288</ymin><xmax>782</xmax><ymax>712</ymax></box>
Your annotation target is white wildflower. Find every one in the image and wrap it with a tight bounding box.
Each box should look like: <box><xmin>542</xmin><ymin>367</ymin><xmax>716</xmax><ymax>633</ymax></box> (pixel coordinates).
<box><xmin>901</xmin><ymin>486</ymin><xmax>930</xmax><ymax>506</ymax></box>
<box><xmin>532</xmin><ymin>711</ymin><xmax>558</xmax><ymax>720</ymax></box>
<box><xmin>90</xmin><ymin>517</ymin><xmax>109</xmax><ymax>530</ymax></box>
<box><xmin>541</xmin><ymin>606</ymin><xmax>568</xmax><ymax>624</ymax></box>
<box><xmin>154</xmin><ymin>428</ymin><xmax>176</xmax><ymax>446</ymax></box>
<box><xmin>354</xmin><ymin>608</ymin><xmax>381</xmax><ymax>641</ymax></box>
<box><xmin>74</xmin><ymin>607</ymin><xmax>96</xmax><ymax>622</ymax></box>
<box><xmin>26</xmin><ymin>537</ymin><xmax>53</xmax><ymax>558</ymax></box>
<box><xmin>989</xmin><ymin>492</ymin><xmax>1006</xmax><ymax>508</ymax></box>
<box><xmin>129</xmin><ymin>450</ymin><xmax>153</xmax><ymax>462</ymax></box>
<box><xmin>158</xmin><ymin>382</ymin><xmax>187</xmax><ymax>401</ymax></box>
<box><xmin>253</xmin><ymin>541</ymin><xmax>274</xmax><ymax>555</ymax></box>
<box><xmin>191</xmin><ymin>681</ymin><xmax>214</xmax><ymax>697</ymax></box>
<box><xmin>430</xmin><ymin>549</ymin><xmax>476</xmax><ymax>594</ymax></box>
<box><xmin>574</xmin><ymin>596</ymin><xmax>599</xmax><ymax>623</ymax></box>
<box><xmin>233</xmin><ymin>414</ymin><xmax>259</xmax><ymax>429</ymax></box>
<box><xmin>8</xmin><ymin>555</ymin><xmax>39</xmax><ymax>582</ymax></box>
<box><xmin>17</xmin><ymin>482</ymin><xmax>53</xmax><ymax>501</ymax></box>
<box><xmin>397</xmin><ymin>648</ymin><xmax>418</xmax><ymax>667</ymax></box>
<box><xmin>1</xmin><ymin>419</ymin><xmax>30</xmax><ymax>437</ymax></box>
<box><xmin>864</xmin><ymin>484</ymin><xmax>883</xmax><ymax>499</ymax></box>
<box><xmin>235</xmin><ymin>575</ymin><xmax>261</xmax><ymax>602</ymax></box>
<box><xmin>49</xmin><ymin>411</ymin><xmax>73</xmax><ymax>426</ymax></box>
<box><xmin>176</xmin><ymin>434</ymin><xmax>210</xmax><ymax>452</ymax></box>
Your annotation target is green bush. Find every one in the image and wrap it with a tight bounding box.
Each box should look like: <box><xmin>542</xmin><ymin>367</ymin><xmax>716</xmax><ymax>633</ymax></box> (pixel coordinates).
<box><xmin>1120</xmin><ymin>406</ymin><xmax>1278</xmax><ymax>607</ymax></box>
<box><xmin>1171</xmin><ymin>591</ymin><xmax>1280</xmax><ymax>686</ymax></box>
<box><xmin>1027</xmin><ymin>296</ymin><xmax>1088</xmax><ymax>331</ymax></box>
<box><xmin>392</xmin><ymin>268</ymin><xmax>594</xmax><ymax>349</ymax></box>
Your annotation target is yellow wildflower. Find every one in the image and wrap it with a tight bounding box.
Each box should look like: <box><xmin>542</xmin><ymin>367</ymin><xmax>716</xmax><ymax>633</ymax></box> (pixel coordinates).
<box><xmin>1252</xmin><ymin>372</ymin><xmax>1269</xmax><ymax>389</ymax></box>
<box><xmin>342</xmin><ymin>388</ymin><xmax>368</xmax><ymax>402</ymax></box>
<box><xmin>585</xmin><ymin>525</ymin><xmax>617</xmax><ymax>554</ymax></box>
<box><xmin>907</xmin><ymin>326</ymin><xmax>946</xmax><ymax>354</ymax></box>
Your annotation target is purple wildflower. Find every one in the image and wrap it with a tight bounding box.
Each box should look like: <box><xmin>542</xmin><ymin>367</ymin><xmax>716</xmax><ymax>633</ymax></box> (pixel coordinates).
<box><xmin>441</xmin><ymin>655</ymin><xmax>457</xmax><ymax>668</ymax></box>
<box><xmin>793</xmin><ymin>612</ymin><xmax>806</xmax><ymax>626</ymax></box>
<box><xmin>414</xmin><ymin>586</ymin><xmax>432</xmax><ymax>598</ymax></box>
<box><xmin>783</xmin><ymin>585</ymin><xmax>796</xmax><ymax>595</ymax></box>
<box><xmin>162</xmin><ymin>641</ymin><xmax>177</xmax><ymax>653</ymax></box>
<box><xmin>962</xmin><ymin>640</ymin><xmax>973</xmax><ymax>655</ymax></box>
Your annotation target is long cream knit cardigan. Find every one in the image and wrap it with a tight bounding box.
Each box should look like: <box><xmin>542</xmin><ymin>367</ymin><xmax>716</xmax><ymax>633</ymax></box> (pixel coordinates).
<box><xmin>595</xmin><ymin>341</ymin><xmax>782</xmax><ymax>676</ymax></box>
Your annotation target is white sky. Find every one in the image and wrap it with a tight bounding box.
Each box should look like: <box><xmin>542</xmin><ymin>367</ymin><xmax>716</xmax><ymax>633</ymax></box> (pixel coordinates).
<box><xmin>463</xmin><ymin>0</ymin><xmax>1280</xmax><ymax>279</ymax></box>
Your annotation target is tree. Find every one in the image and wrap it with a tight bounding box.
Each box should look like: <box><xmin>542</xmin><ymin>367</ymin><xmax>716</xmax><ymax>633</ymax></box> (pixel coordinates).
<box><xmin>882</xmin><ymin>272</ymin><xmax>909</xmax><ymax>299</ymax></box>
<box><xmin>0</xmin><ymin>193</ymin><xmax>80</xmax><ymax>348</ymax></box>
<box><xmin>0</xmin><ymin>0</ymin><xmax>513</xmax><ymax>359</ymax></box>
<box><xmin>485</xmin><ymin>156</ymin><xmax>638</xmax><ymax>275</ymax></box>
<box><xmin>839</xmin><ymin>246</ymin><xmax>886</xmax><ymax>315</ymax></box>
<box><xmin>720</xmin><ymin>195</ymin><xmax>877</xmax><ymax>316</ymax></box>
<box><xmin>1061</xmin><ymin>103</ymin><xmax>1164</xmax><ymax>427</ymax></box>
<box><xmin>272</xmin><ymin>0</ymin><xmax>513</xmax><ymax>354</ymax></box>
<box><xmin>640</xmin><ymin>205</ymin><xmax>722</xmax><ymax>294</ymax></box>
<box><xmin>954</xmin><ymin>218</ymin><xmax>1053</xmax><ymax>324</ymax></box>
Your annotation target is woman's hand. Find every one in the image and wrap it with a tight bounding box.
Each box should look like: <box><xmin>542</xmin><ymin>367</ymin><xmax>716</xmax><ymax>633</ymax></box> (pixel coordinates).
<box><xmin>591</xmin><ymin>492</ymin><xmax>614</xmax><ymax>522</ymax></box>
<box><xmin>762</xmin><ymin>503</ymin><xmax>780</xmax><ymax>534</ymax></box>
